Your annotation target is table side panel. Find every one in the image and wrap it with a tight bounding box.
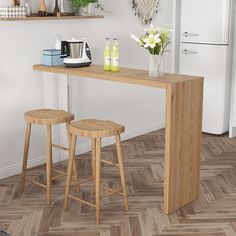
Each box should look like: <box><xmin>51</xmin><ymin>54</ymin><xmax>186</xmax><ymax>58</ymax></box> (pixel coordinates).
<box><xmin>164</xmin><ymin>77</ymin><xmax>204</xmax><ymax>214</ymax></box>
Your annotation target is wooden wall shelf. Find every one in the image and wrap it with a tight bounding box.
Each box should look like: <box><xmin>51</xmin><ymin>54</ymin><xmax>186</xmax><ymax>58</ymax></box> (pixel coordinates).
<box><xmin>0</xmin><ymin>15</ymin><xmax>104</xmax><ymax>21</ymax></box>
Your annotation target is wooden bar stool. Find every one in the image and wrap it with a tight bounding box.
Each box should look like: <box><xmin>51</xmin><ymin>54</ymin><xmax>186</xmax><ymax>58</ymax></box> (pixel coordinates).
<box><xmin>20</xmin><ymin>109</ymin><xmax>79</xmax><ymax>204</ymax></box>
<box><xmin>64</xmin><ymin>119</ymin><xmax>129</xmax><ymax>224</ymax></box>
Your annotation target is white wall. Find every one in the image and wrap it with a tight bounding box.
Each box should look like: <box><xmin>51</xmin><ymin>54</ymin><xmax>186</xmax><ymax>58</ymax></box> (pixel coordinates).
<box><xmin>0</xmin><ymin>0</ymin><xmax>175</xmax><ymax>179</ymax></box>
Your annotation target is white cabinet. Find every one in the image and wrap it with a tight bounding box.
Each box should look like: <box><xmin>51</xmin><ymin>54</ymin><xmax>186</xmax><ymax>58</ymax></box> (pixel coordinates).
<box><xmin>229</xmin><ymin>71</ymin><xmax>236</xmax><ymax>137</ymax></box>
<box><xmin>180</xmin><ymin>43</ymin><xmax>229</xmax><ymax>134</ymax></box>
<box><xmin>181</xmin><ymin>0</ymin><xmax>231</xmax><ymax>44</ymax></box>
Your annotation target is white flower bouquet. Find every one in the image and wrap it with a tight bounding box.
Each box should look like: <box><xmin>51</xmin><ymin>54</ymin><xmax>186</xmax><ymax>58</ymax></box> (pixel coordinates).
<box><xmin>131</xmin><ymin>25</ymin><xmax>171</xmax><ymax>76</ymax></box>
<box><xmin>131</xmin><ymin>24</ymin><xmax>171</xmax><ymax>56</ymax></box>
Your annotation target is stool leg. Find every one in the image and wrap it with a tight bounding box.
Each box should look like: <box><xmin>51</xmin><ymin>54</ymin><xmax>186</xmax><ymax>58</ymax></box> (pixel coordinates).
<box><xmin>66</xmin><ymin>122</ymin><xmax>79</xmax><ymax>192</ymax></box>
<box><xmin>46</xmin><ymin>125</ymin><xmax>52</xmax><ymax>204</ymax></box>
<box><xmin>115</xmin><ymin>135</ymin><xmax>128</xmax><ymax>211</ymax></box>
<box><xmin>64</xmin><ymin>134</ymin><xmax>76</xmax><ymax>211</ymax></box>
<box><xmin>95</xmin><ymin>138</ymin><xmax>101</xmax><ymax>224</ymax></box>
<box><xmin>91</xmin><ymin>138</ymin><xmax>96</xmax><ymax>196</ymax></box>
<box><xmin>19</xmin><ymin>122</ymin><xmax>31</xmax><ymax>195</ymax></box>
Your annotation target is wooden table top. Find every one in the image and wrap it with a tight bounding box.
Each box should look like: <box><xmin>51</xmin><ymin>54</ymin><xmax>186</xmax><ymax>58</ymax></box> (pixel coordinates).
<box><xmin>33</xmin><ymin>64</ymin><xmax>203</xmax><ymax>89</ymax></box>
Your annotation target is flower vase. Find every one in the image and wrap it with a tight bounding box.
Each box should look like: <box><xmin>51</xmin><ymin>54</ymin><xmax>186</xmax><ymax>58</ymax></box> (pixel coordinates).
<box><xmin>149</xmin><ymin>54</ymin><xmax>164</xmax><ymax>77</ymax></box>
<box><xmin>87</xmin><ymin>3</ymin><xmax>96</xmax><ymax>16</ymax></box>
<box><xmin>74</xmin><ymin>6</ymin><xmax>88</xmax><ymax>16</ymax></box>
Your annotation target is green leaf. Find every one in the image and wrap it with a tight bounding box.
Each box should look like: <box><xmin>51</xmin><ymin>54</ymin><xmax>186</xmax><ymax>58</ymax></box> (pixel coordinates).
<box><xmin>71</xmin><ymin>0</ymin><xmax>97</xmax><ymax>8</ymax></box>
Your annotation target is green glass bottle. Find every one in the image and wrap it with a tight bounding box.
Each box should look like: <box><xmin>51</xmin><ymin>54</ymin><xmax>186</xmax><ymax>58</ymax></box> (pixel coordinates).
<box><xmin>111</xmin><ymin>38</ymin><xmax>120</xmax><ymax>72</ymax></box>
<box><xmin>104</xmin><ymin>38</ymin><xmax>111</xmax><ymax>71</ymax></box>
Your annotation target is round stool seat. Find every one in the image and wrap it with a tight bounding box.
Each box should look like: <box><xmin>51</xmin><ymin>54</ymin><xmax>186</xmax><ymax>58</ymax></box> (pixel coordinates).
<box><xmin>24</xmin><ymin>109</ymin><xmax>74</xmax><ymax>125</ymax></box>
<box><xmin>70</xmin><ymin>119</ymin><xmax>125</xmax><ymax>138</ymax></box>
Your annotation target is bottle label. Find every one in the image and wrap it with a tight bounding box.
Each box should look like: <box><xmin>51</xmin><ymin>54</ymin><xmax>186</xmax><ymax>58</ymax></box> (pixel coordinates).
<box><xmin>113</xmin><ymin>57</ymin><xmax>119</xmax><ymax>67</ymax></box>
<box><xmin>105</xmin><ymin>56</ymin><xmax>111</xmax><ymax>65</ymax></box>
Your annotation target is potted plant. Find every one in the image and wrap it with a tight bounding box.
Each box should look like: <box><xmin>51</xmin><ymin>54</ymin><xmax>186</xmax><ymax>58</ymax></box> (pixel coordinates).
<box><xmin>71</xmin><ymin>0</ymin><xmax>104</xmax><ymax>16</ymax></box>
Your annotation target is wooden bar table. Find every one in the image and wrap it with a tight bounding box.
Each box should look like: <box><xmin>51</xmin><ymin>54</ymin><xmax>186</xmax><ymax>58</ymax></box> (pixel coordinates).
<box><xmin>33</xmin><ymin>64</ymin><xmax>204</xmax><ymax>214</ymax></box>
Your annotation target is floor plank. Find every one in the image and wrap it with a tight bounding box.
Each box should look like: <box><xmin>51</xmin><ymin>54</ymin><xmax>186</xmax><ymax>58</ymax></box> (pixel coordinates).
<box><xmin>0</xmin><ymin>130</ymin><xmax>236</xmax><ymax>235</ymax></box>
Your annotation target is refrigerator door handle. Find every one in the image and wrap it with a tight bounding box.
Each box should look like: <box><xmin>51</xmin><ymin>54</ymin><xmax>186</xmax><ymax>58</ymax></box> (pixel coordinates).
<box><xmin>182</xmin><ymin>49</ymin><xmax>198</xmax><ymax>55</ymax></box>
<box><xmin>183</xmin><ymin>32</ymin><xmax>199</xmax><ymax>37</ymax></box>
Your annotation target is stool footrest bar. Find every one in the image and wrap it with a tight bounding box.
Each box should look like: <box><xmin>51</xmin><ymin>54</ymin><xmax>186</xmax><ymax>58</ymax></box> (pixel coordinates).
<box><xmin>24</xmin><ymin>178</ymin><xmax>47</xmax><ymax>188</ymax></box>
<box><xmin>101</xmin><ymin>159</ymin><xmax>119</xmax><ymax>167</ymax></box>
<box><xmin>102</xmin><ymin>187</ymin><xmax>123</xmax><ymax>198</ymax></box>
<box><xmin>101</xmin><ymin>185</ymin><xmax>115</xmax><ymax>192</ymax></box>
<box><xmin>52</xmin><ymin>168</ymin><xmax>66</xmax><ymax>175</ymax></box>
<box><xmin>51</xmin><ymin>173</ymin><xmax>67</xmax><ymax>180</ymax></box>
<box><xmin>67</xmin><ymin>194</ymin><xmax>96</xmax><ymax>208</ymax></box>
<box><xmin>52</xmin><ymin>144</ymin><xmax>69</xmax><ymax>151</ymax></box>
<box><xmin>74</xmin><ymin>177</ymin><xmax>93</xmax><ymax>186</ymax></box>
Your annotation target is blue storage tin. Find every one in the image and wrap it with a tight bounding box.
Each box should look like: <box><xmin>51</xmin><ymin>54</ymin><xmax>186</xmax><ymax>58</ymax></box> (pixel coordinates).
<box><xmin>42</xmin><ymin>49</ymin><xmax>64</xmax><ymax>66</ymax></box>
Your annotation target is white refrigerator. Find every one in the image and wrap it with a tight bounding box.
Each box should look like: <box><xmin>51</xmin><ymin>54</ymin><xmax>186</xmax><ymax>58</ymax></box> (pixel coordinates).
<box><xmin>179</xmin><ymin>0</ymin><xmax>233</xmax><ymax>134</ymax></box>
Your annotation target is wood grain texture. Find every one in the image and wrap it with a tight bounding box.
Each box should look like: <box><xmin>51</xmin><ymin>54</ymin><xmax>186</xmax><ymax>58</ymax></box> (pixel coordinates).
<box><xmin>115</xmin><ymin>135</ymin><xmax>129</xmax><ymax>211</ymax></box>
<box><xmin>0</xmin><ymin>15</ymin><xmax>104</xmax><ymax>21</ymax></box>
<box><xmin>25</xmin><ymin>109</ymin><xmax>74</xmax><ymax>125</ymax></box>
<box><xmin>46</xmin><ymin>125</ymin><xmax>52</xmax><ymax>204</ymax></box>
<box><xmin>33</xmin><ymin>64</ymin><xmax>204</xmax><ymax>214</ymax></box>
<box><xmin>33</xmin><ymin>64</ymin><xmax>202</xmax><ymax>89</ymax></box>
<box><xmin>65</xmin><ymin>120</ymin><xmax>128</xmax><ymax>224</ymax></box>
<box><xmin>19</xmin><ymin>123</ymin><xmax>31</xmax><ymax>194</ymax></box>
<box><xmin>164</xmin><ymin>78</ymin><xmax>204</xmax><ymax>214</ymax></box>
<box><xmin>91</xmin><ymin>138</ymin><xmax>96</xmax><ymax>195</ymax></box>
<box><xmin>64</xmin><ymin>134</ymin><xmax>76</xmax><ymax>211</ymax></box>
<box><xmin>21</xmin><ymin>109</ymin><xmax>79</xmax><ymax>204</ymax></box>
<box><xmin>66</xmin><ymin>122</ymin><xmax>80</xmax><ymax>193</ymax></box>
<box><xmin>70</xmin><ymin>119</ymin><xmax>125</xmax><ymax>138</ymax></box>
<box><xmin>95</xmin><ymin>138</ymin><xmax>101</xmax><ymax>224</ymax></box>
<box><xmin>1</xmin><ymin>131</ymin><xmax>236</xmax><ymax>235</ymax></box>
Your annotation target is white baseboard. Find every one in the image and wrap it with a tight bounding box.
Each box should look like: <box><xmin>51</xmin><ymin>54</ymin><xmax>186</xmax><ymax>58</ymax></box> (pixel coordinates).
<box><xmin>0</xmin><ymin>155</ymin><xmax>45</xmax><ymax>180</ymax></box>
<box><xmin>0</xmin><ymin>152</ymin><xmax>61</xmax><ymax>180</ymax></box>
<box><xmin>0</xmin><ymin>122</ymin><xmax>164</xmax><ymax>180</ymax></box>
<box><xmin>229</xmin><ymin>126</ymin><xmax>236</xmax><ymax>138</ymax></box>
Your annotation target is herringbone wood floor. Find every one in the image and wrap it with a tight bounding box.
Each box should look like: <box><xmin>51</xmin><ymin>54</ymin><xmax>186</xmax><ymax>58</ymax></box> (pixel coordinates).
<box><xmin>1</xmin><ymin>130</ymin><xmax>236</xmax><ymax>236</ymax></box>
